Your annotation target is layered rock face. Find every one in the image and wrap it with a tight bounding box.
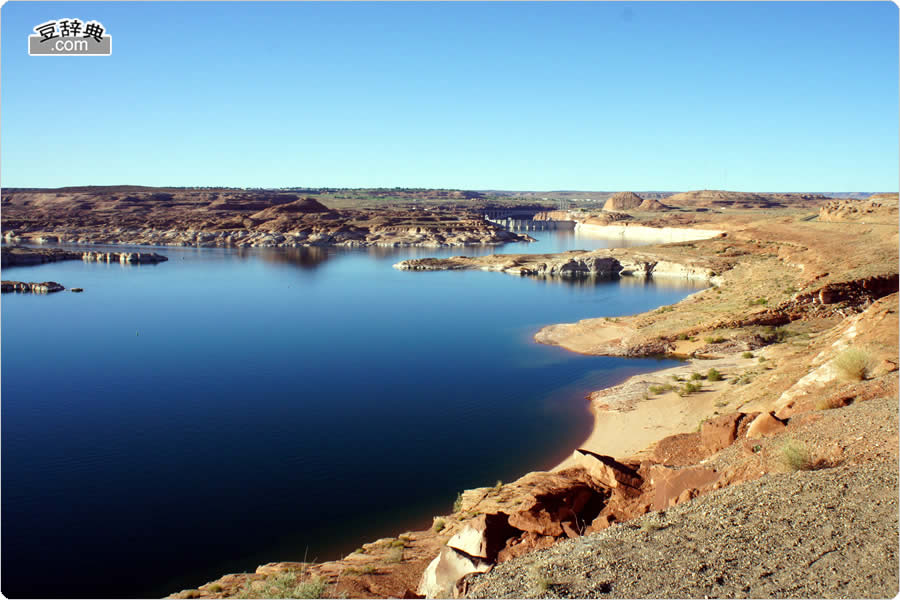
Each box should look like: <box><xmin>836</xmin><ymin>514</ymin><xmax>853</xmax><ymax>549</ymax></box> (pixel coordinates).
<box><xmin>394</xmin><ymin>249</ymin><xmax>717</xmax><ymax>282</ymax></box>
<box><xmin>81</xmin><ymin>251</ymin><xmax>168</xmax><ymax>264</ymax></box>
<box><xmin>1</xmin><ymin>188</ymin><xmax>533</xmax><ymax>248</ymax></box>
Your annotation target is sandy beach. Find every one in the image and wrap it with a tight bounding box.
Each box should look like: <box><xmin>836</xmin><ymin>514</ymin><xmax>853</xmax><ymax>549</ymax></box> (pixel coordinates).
<box><xmin>552</xmin><ymin>354</ymin><xmax>762</xmax><ymax>470</ymax></box>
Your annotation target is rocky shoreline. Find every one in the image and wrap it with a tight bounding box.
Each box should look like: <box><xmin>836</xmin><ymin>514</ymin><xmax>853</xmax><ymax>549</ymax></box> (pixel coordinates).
<box><xmin>167</xmin><ymin>204</ymin><xmax>899</xmax><ymax>600</ymax></box>
<box><xmin>393</xmin><ymin>247</ymin><xmax>721</xmax><ymax>282</ymax></box>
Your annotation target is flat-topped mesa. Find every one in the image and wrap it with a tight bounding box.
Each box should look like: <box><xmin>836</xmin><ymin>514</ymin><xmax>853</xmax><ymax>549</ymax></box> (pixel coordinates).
<box><xmin>1</xmin><ymin>280</ymin><xmax>65</xmax><ymax>293</ymax></box>
<box><xmin>81</xmin><ymin>251</ymin><xmax>168</xmax><ymax>264</ymax></box>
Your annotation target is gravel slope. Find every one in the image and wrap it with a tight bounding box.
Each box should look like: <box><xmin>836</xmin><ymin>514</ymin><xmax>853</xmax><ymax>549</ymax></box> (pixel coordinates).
<box><xmin>465</xmin><ymin>460</ymin><xmax>898</xmax><ymax>599</ymax></box>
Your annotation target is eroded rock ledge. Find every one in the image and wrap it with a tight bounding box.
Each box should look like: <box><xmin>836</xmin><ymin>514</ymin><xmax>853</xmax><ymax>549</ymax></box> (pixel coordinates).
<box><xmin>393</xmin><ymin>248</ymin><xmax>719</xmax><ymax>282</ymax></box>
<box><xmin>1</xmin><ymin>246</ymin><xmax>168</xmax><ymax>267</ymax></box>
<box><xmin>1</xmin><ymin>280</ymin><xmax>65</xmax><ymax>293</ymax></box>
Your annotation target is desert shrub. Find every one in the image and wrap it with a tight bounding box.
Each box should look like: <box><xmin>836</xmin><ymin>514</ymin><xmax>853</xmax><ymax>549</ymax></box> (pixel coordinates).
<box><xmin>678</xmin><ymin>382</ymin><xmax>702</xmax><ymax>396</ymax></box>
<box><xmin>704</xmin><ymin>336</ymin><xmax>726</xmax><ymax>344</ymax></box>
<box><xmin>452</xmin><ymin>492</ymin><xmax>463</xmax><ymax>513</ymax></box>
<box><xmin>815</xmin><ymin>396</ymin><xmax>848</xmax><ymax>411</ymax></box>
<box><xmin>707</xmin><ymin>368</ymin><xmax>723</xmax><ymax>381</ymax></box>
<box><xmin>237</xmin><ymin>573</ymin><xmax>327</xmax><ymax>599</ymax></box>
<box><xmin>207</xmin><ymin>584</ymin><xmax>223</xmax><ymax>593</ymax></box>
<box><xmin>758</xmin><ymin>356</ymin><xmax>767</xmax><ymax>363</ymax></box>
<box><xmin>764</xmin><ymin>326</ymin><xmax>796</xmax><ymax>343</ymax></box>
<box><xmin>530</xmin><ymin>566</ymin><xmax>552</xmax><ymax>594</ymax></box>
<box><xmin>690</xmin><ymin>372</ymin><xmax>704</xmax><ymax>381</ymax></box>
<box><xmin>294</xmin><ymin>578</ymin><xmax>327</xmax><ymax>599</ymax></box>
<box><xmin>640</xmin><ymin>520</ymin><xmax>664</xmax><ymax>532</ymax></box>
<box><xmin>833</xmin><ymin>347</ymin><xmax>872</xmax><ymax>381</ymax></box>
<box><xmin>742</xmin><ymin>351</ymin><xmax>754</xmax><ymax>359</ymax></box>
<box><xmin>779</xmin><ymin>441</ymin><xmax>815</xmax><ymax>472</ymax></box>
<box><xmin>432</xmin><ymin>518</ymin><xmax>445</xmax><ymax>533</ymax></box>
<box><xmin>344</xmin><ymin>565</ymin><xmax>377</xmax><ymax>576</ymax></box>
<box><xmin>677</xmin><ymin>333</ymin><xmax>690</xmax><ymax>340</ymax></box>
<box><xmin>649</xmin><ymin>384</ymin><xmax>673</xmax><ymax>395</ymax></box>
<box><xmin>750</xmin><ymin>298</ymin><xmax>768</xmax><ymax>306</ymax></box>
<box><xmin>385</xmin><ymin>547</ymin><xmax>403</xmax><ymax>564</ymax></box>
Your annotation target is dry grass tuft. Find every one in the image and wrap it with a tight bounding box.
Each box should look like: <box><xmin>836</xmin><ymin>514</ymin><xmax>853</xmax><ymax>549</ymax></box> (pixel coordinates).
<box><xmin>833</xmin><ymin>347</ymin><xmax>873</xmax><ymax>381</ymax></box>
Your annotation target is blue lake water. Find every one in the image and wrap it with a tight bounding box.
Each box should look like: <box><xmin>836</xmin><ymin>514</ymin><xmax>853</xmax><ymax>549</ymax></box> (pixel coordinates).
<box><xmin>1</xmin><ymin>230</ymin><xmax>702</xmax><ymax>598</ymax></box>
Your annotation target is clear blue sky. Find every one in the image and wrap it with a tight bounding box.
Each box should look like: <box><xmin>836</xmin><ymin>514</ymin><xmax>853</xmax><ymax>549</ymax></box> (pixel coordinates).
<box><xmin>1</xmin><ymin>1</ymin><xmax>897</xmax><ymax>191</ymax></box>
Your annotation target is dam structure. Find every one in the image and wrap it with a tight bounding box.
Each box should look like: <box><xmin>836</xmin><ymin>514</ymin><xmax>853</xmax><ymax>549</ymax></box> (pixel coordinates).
<box><xmin>482</xmin><ymin>209</ymin><xmax>575</xmax><ymax>232</ymax></box>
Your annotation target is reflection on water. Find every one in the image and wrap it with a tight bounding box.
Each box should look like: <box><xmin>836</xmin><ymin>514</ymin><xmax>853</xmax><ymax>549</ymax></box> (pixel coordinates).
<box><xmin>257</xmin><ymin>245</ymin><xmax>332</xmax><ymax>269</ymax></box>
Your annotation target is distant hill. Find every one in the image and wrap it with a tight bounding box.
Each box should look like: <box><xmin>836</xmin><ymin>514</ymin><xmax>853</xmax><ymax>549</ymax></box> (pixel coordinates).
<box><xmin>666</xmin><ymin>190</ymin><xmax>780</xmax><ymax>209</ymax></box>
<box><xmin>603</xmin><ymin>191</ymin><xmax>669</xmax><ymax>212</ymax></box>
<box><xmin>249</xmin><ymin>197</ymin><xmax>332</xmax><ymax>220</ymax></box>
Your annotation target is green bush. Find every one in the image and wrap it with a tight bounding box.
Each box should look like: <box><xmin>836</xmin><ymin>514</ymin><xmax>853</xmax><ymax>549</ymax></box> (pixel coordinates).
<box><xmin>649</xmin><ymin>384</ymin><xmax>673</xmax><ymax>395</ymax></box>
<box><xmin>707</xmin><ymin>368</ymin><xmax>722</xmax><ymax>382</ymax></box>
<box><xmin>432</xmin><ymin>518</ymin><xmax>445</xmax><ymax>533</ymax></box>
<box><xmin>678</xmin><ymin>382</ymin><xmax>702</xmax><ymax>396</ymax></box>
<box><xmin>742</xmin><ymin>351</ymin><xmax>754</xmax><ymax>359</ymax></box>
<box><xmin>690</xmin><ymin>372</ymin><xmax>704</xmax><ymax>381</ymax></box>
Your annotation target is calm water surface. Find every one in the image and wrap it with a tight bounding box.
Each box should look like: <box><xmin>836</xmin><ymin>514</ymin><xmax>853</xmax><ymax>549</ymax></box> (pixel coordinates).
<box><xmin>2</xmin><ymin>230</ymin><xmax>702</xmax><ymax>598</ymax></box>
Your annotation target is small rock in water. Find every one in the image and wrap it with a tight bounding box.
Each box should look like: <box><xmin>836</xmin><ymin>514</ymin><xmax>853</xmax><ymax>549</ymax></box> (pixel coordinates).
<box><xmin>71</xmin><ymin>288</ymin><xmax>84</xmax><ymax>293</ymax></box>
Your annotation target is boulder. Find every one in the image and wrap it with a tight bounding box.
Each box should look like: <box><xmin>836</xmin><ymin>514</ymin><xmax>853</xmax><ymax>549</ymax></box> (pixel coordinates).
<box><xmin>446</xmin><ymin>513</ymin><xmax>517</xmax><ymax>561</ymax></box>
<box><xmin>646</xmin><ymin>464</ymin><xmax>720</xmax><ymax>511</ymax></box>
<box><xmin>745</xmin><ymin>412</ymin><xmax>786</xmax><ymax>438</ymax></box>
<box><xmin>417</xmin><ymin>546</ymin><xmax>491</xmax><ymax>599</ymax></box>
<box><xmin>507</xmin><ymin>485</ymin><xmax>598</xmax><ymax>537</ymax></box>
<box><xmin>496</xmin><ymin>531</ymin><xmax>559</xmax><ymax>563</ymax></box>
<box><xmin>574</xmin><ymin>449</ymin><xmax>643</xmax><ymax>495</ymax></box>
<box><xmin>700</xmin><ymin>413</ymin><xmax>743</xmax><ymax>454</ymax></box>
